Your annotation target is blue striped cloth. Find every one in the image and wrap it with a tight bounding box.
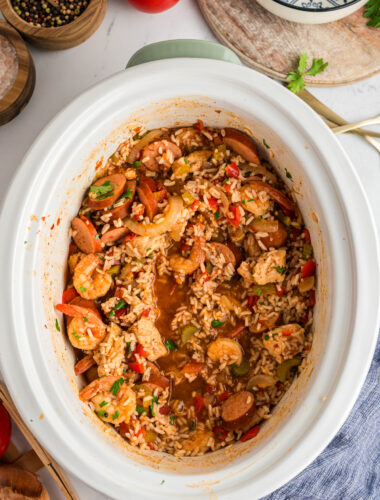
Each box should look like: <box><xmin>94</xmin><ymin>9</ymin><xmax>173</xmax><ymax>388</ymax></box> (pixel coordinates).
<box><xmin>263</xmin><ymin>336</ymin><xmax>380</xmax><ymax>500</ymax></box>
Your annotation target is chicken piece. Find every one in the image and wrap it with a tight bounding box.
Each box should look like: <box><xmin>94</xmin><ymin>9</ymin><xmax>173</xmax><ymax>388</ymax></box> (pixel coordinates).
<box><xmin>124</xmin><ymin>234</ymin><xmax>168</xmax><ymax>259</ymax></box>
<box><xmin>93</xmin><ymin>323</ymin><xmax>130</xmax><ymax>377</ymax></box>
<box><xmin>253</xmin><ymin>249</ymin><xmax>286</xmax><ymax>285</ymax></box>
<box><xmin>262</xmin><ymin>324</ymin><xmax>305</xmax><ymax>364</ymax></box>
<box><xmin>131</xmin><ymin>318</ymin><xmax>167</xmax><ymax>361</ymax></box>
<box><xmin>181</xmin><ymin>430</ymin><xmax>214</xmax><ymax>454</ymax></box>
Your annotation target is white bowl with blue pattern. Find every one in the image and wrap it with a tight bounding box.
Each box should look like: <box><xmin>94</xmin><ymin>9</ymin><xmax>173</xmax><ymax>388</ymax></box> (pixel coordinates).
<box><xmin>256</xmin><ymin>0</ymin><xmax>367</xmax><ymax>24</ymax></box>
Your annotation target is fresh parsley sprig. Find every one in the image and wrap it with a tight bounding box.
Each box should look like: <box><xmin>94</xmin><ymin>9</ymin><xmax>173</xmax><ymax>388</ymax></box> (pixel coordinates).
<box><xmin>364</xmin><ymin>0</ymin><xmax>380</xmax><ymax>27</ymax></box>
<box><xmin>286</xmin><ymin>53</ymin><xmax>328</xmax><ymax>94</ymax></box>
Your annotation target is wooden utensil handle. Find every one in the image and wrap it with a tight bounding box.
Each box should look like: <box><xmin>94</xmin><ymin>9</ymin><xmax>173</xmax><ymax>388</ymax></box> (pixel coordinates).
<box><xmin>0</xmin><ymin>382</ymin><xmax>79</xmax><ymax>500</ymax></box>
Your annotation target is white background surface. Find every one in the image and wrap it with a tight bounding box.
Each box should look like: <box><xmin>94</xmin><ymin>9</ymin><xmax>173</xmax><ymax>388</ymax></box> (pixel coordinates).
<box><xmin>1</xmin><ymin>0</ymin><xmax>379</xmax><ymax>498</ymax></box>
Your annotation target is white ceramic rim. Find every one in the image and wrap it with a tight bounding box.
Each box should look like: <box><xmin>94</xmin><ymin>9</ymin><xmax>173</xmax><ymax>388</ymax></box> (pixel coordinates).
<box><xmin>0</xmin><ymin>59</ymin><xmax>379</xmax><ymax>499</ymax></box>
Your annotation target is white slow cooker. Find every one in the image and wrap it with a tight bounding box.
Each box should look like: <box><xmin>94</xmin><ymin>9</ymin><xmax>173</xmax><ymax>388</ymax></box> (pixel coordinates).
<box><xmin>0</xmin><ymin>41</ymin><xmax>379</xmax><ymax>499</ymax></box>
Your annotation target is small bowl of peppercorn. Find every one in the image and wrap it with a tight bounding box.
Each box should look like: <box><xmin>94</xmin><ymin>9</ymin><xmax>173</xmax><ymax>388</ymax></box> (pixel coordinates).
<box><xmin>0</xmin><ymin>0</ymin><xmax>108</xmax><ymax>50</ymax></box>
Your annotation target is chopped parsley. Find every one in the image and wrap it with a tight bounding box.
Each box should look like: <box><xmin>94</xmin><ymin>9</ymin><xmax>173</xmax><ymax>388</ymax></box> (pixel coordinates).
<box><xmin>95</xmin><ymin>234</ymin><xmax>100</xmax><ymax>239</ymax></box>
<box><xmin>126</xmin><ymin>342</ymin><xmax>131</xmax><ymax>354</ymax></box>
<box><xmin>83</xmin><ymin>317</ymin><xmax>88</xmax><ymax>322</ymax></box>
<box><xmin>222</xmin><ymin>178</ymin><xmax>229</xmax><ymax>185</ymax></box>
<box><xmin>136</xmin><ymin>404</ymin><xmax>146</xmax><ymax>415</ymax></box>
<box><xmin>90</xmin><ymin>180</ymin><xmax>114</xmax><ymax>200</ymax></box>
<box><xmin>274</xmin><ymin>266</ymin><xmax>286</xmax><ymax>274</ymax></box>
<box><xmin>99</xmin><ymin>401</ymin><xmax>108</xmax><ymax>408</ymax></box>
<box><xmin>117</xmin><ymin>188</ymin><xmax>133</xmax><ymax>202</ymax></box>
<box><xmin>169</xmin><ymin>416</ymin><xmax>175</xmax><ymax>425</ymax></box>
<box><xmin>160</xmin><ymin>480</ymin><xmax>165</xmax><ymax>485</ymax></box>
<box><xmin>146</xmin><ymin>248</ymin><xmax>152</xmax><ymax>254</ymax></box>
<box><xmin>114</xmin><ymin>299</ymin><xmax>126</xmax><ymax>310</ymax></box>
<box><xmin>184</xmin><ymin>157</ymin><xmax>188</xmax><ymax>164</ymax></box>
<box><xmin>285</xmin><ymin>168</ymin><xmax>293</xmax><ymax>181</ymax></box>
<box><xmin>272</xmin><ymin>333</ymin><xmax>278</xmax><ymax>338</ymax></box>
<box><xmin>214</xmin><ymin>211</ymin><xmax>220</xmax><ymax>220</ymax></box>
<box><xmin>259</xmin><ymin>301</ymin><xmax>265</xmax><ymax>305</ymax></box>
<box><xmin>263</xmin><ymin>138</ymin><xmax>270</xmax><ymax>149</ymax></box>
<box><xmin>80</xmin><ymin>286</ymin><xmax>87</xmax><ymax>292</ymax></box>
<box><xmin>96</xmin><ymin>253</ymin><xmax>105</xmax><ymax>261</ymax></box>
<box><xmin>133</xmin><ymin>160</ymin><xmax>142</xmax><ymax>168</ymax></box>
<box><xmin>109</xmin><ymin>378</ymin><xmax>124</xmax><ymax>396</ymax></box>
<box><xmin>247</xmin><ymin>198</ymin><xmax>256</xmax><ymax>202</ymax></box>
<box><xmin>95</xmin><ymin>410</ymin><xmax>107</xmax><ymax>418</ymax></box>
<box><xmin>108</xmin><ymin>310</ymin><xmax>116</xmax><ymax>317</ymax></box>
<box><xmin>112</xmin><ymin>410</ymin><xmax>120</xmax><ymax>421</ymax></box>
<box><xmin>256</xmin><ymin>288</ymin><xmax>262</xmax><ymax>297</ymax></box>
<box><xmin>152</xmin><ymin>394</ymin><xmax>158</xmax><ymax>404</ymax></box>
<box><xmin>242</xmin><ymin>199</ymin><xmax>246</xmax><ymax>204</ymax></box>
<box><xmin>264</xmin><ymin>335</ymin><xmax>270</xmax><ymax>341</ymax></box>
<box><xmin>165</xmin><ymin>339</ymin><xmax>178</xmax><ymax>351</ymax></box>
<box><xmin>55</xmin><ymin>319</ymin><xmax>60</xmax><ymax>332</ymax></box>
<box><xmin>286</xmin><ymin>53</ymin><xmax>328</xmax><ymax>94</ymax></box>
<box><xmin>72</xmin><ymin>331</ymin><xmax>81</xmax><ymax>339</ymax></box>
<box><xmin>243</xmin><ymin>171</ymin><xmax>252</xmax><ymax>178</ymax></box>
<box><xmin>212</xmin><ymin>320</ymin><xmax>223</xmax><ymax>328</ymax></box>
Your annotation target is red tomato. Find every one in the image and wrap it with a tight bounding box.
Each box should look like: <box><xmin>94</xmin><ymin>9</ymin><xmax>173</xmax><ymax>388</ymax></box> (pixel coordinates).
<box><xmin>240</xmin><ymin>425</ymin><xmax>260</xmax><ymax>442</ymax></box>
<box><xmin>226</xmin><ymin>162</ymin><xmax>240</xmax><ymax>178</ymax></box>
<box><xmin>126</xmin><ymin>0</ymin><xmax>179</xmax><ymax>13</ymax></box>
<box><xmin>218</xmin><ymin>392</ymin><xmax>232</xmax><ymax>402</ymax></box>
<box><xmin>302</xmin><ymin>259</ymin><xmax>316</xmax><ymax>278</ymax></box>
<box><xmin>213</xmin><ymin>426</ymin><xmax>228</xmax><ymax>440</ymax></box>
<box><xmin>208</xmin><ymin>197</ymin><xmax>219</xmax><ymax>212</ymax></box>
<box><xmin>0</xmin><ymin>404</ymin><xmax>11</xmax><ymax>458</ymax></box>
<box><xmin>303</xmin><ymin>228</ymin><xmax>311</xmax><ymax>243</ymax></box>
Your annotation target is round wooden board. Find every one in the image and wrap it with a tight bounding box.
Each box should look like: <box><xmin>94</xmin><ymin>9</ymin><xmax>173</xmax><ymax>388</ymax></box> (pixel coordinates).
<box><xmin>197</xmin><ymin>0</ymin><xmax>380</xmax><ymax>86</ymax></box>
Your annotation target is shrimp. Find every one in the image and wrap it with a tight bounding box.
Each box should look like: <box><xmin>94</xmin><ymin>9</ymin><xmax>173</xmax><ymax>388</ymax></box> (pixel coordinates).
<box><xmin>74</xmin><ymin>354</ymin><xmax>96</xmax><ymax>376</ymax></box>
<box><xmin>243</xmin><ymin>180</ymin><xmax>294</xmax><ymax>213</ymax></box>
<box><xmin>79</xmin><ymin>376</ymin><xmax>136</xmax><ymax>425</ymax></box>
<box><xmin>169</xmin><ymin>238</ymin><xmax>205</xmax><ymax>275</ymax></box>
<box><xmin>207</xmin><ymin>338</ymin><xmax>243</xmax><ymax>366</ymax></box>
<box><xmin>56</xmin><ymin>303</ymin><xmax>106</xmax><ymax>350</ymax></box>
<box><xmin>73</xmin><ymin>254</ymin><xmax>112</xmax><ymax>299</ymax></box>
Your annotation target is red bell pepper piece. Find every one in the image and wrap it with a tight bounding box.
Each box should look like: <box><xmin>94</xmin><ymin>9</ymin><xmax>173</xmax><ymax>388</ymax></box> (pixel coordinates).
<box><xmin>228</xmin><ymin>205</ymin><xmax>241</xmax><ymax>228</ymax></box>
<box><xmin>193</xmin><ymin>119</ymin><xmax>204</xmax><ymax>131</ymax></box>
<box><xmin>135</xmin><ymin>344</ymin><xmax>148</xmax><ymax>358</ymax></box>
<box><xmin>193</xmin><ymin>394</ymin><xmax>205</xmax><ymax>414</ymax></box>
<box><xmin>128</xmin><ymin>361</ymin><xmax>144</xmax><ymax>374</ymax></box>
<box><xmin>304</xmin><ymin>228</ymin><xmax>311</xmax><ymax>243</ymax></box>
<box><xmin>302</xmin><ymin>259</ymin><xmax>316</xmax><ymax>278</ymax></box>
<box><xmin>282</xmin><ymin>328</ymin><xmax>293</xmax><ymax>337</ymax></box>
<box><xmin>276</xmin><ymin>286</ymin><xmax>286</xmax><ymax>297</ymax></box>
<box><xmin>226</xmin><ymin>162</ymin><xmax>240</xmax><ymax>178</ymax></box>
<box><xmin>248</xmin><ymin>295</ymin><xmax>258</xmax><ymax>311</ymax></box>
<box><xmin>240</xmin><ymin>425</ymin><xmax>260</xmax><ymax>442</ymax></box>
<box><xmin>115</xmin><ymin>306</ymin><xmax>128</xmax><ymax>318</ymax></box>
<box><xmin>208</xmin><ymin>197</ymin><xmax>219</xmax><ymax>212</ymax></box>
<box><xmin>62</xmin><ymin>288</ymin><xmax>79</xmax><ymax>304</ymax></box>
<box><xmin>230</xmin><ymin>322</ymin><xmax>246</xmax><ymax>338</ymax></box>
<box><xmin>159</xmin><ymin>404</ymin><xmax>171</xmax><ymax>415</ymax></box>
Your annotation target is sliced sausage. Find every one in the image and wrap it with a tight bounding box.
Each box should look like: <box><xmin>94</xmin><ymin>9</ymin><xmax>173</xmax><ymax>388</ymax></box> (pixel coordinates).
<box><xmin>137</xmin><ymin>180</ymin><xmax>158</xmax><ymax>220</ymax></box>
<box><xmin>223</xmin><ymin>128</ymin><xmax>260</xmax><ymax>165</ymax></box>
<box><xmin>141</xmin><ymin>139</ymin><xmax>182</xmax><ymax>171</ymax></box>
<box><xmin>209</xmin><ymin>242</ymin><xmax>237</xmax><ymax>266</ymax></box>
<box><xmin>107</xmin><ymin>180</ymin><xmax>136</xmax><ymax>221</ymax></box>
<box><xmin>226</xmin><ymin>242</ymin><xmax>243</xmax><ymax>266</ymax></box>
<box><xmin>147</xmin><ymin>374</ymin><xmax>170</xmax><ymax>389</ymax></box>
<box><xmin>249</xmin><ymin>180</ymin><xmax>294</xmax><ymax>213</ymax></box>
<box><xmin>0</xmin><ymin>465</ymin><xmax>50</xmax><ymax>500</ymax></box>
<box><xmin>71</xmin><ymin>216</ymin><xmax>101</xmax><ymax>254</ymax></box>
<box><xmin>100</xmin><ymin>227</ymin><xmax>129</xmax><ymax>245</ymax></box>
<box><xmin>221</xmin><ymin>391</ymin><xmax>256</xmax><ymax>430</ymax></box>
<box><xmin>260</xmin><ymin>221</ymin><xmax>288</xmax><ymax>248</ymax></box>
<box><xmin>88</xmin><ymin>174</ymin><xmax>126</xmax><ymax>209</ymax></box>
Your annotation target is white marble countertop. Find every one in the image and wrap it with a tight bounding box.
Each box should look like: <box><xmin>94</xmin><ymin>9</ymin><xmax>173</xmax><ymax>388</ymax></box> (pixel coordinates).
<box><xmin>1</xmin><ymin>0</ymin><xmax>379</xmax><ymax>498</ymax></box>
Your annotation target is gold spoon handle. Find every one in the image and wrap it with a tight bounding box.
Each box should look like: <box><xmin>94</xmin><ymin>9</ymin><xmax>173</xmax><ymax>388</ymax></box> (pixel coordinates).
<box><xmin>332</xmin><ymin>116</ymin><xmax>380</xmax><ymax>135</ymax></box>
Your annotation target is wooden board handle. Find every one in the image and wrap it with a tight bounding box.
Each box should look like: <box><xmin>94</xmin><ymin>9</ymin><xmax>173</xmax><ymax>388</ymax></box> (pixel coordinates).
<box><xmin>0</xmin><ymin>382</ymin><xmax>79</xmax><ymax>500</ymax></box>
